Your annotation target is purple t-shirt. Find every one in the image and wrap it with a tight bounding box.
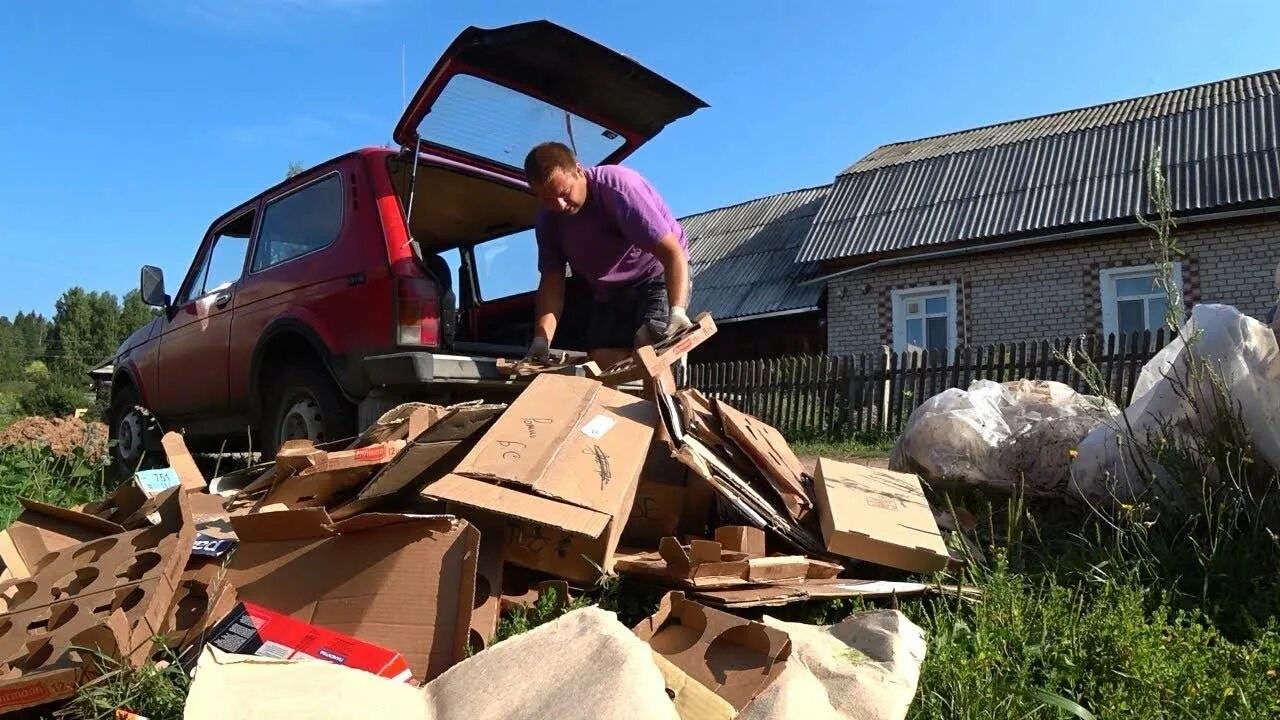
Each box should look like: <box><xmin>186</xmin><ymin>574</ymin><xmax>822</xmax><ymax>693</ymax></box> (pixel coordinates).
<box><xmin>535</xmin><ymin>165</ymin><xmax>687</xmax><ymax>300</ymax></box>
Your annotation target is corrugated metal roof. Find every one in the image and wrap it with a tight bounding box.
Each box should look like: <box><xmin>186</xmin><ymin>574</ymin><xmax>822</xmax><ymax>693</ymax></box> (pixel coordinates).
<box><xmin>682</xmin><ymin>185</ymin><xmax>829</xmax><ymax>320</ymax></box>
<box><xmin>799</xmin><ymin>69</ymin><xmax>1280</xmax><ymax>263</ymax></box>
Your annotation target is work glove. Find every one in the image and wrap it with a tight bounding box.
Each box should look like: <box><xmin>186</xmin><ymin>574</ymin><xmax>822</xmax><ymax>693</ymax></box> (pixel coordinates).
<box><xmin>525</xmin><ymin>336</ymin><xmax>552</xmax><ymax>364</ymax></box>
<box><xmin>664</xmin><ymin>306</ymin><xmax>692</xmax><ymax>338</ymax></box>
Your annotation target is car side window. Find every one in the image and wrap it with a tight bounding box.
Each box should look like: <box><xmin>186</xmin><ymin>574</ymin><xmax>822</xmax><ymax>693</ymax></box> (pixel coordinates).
<box><xmin>475</xmin><ymin>229</ymin><xmax>540</xmax><ymax>300</ymax></box>
<box><xmin>180</xmin><ymin>211</ymin><xmax>255</xmax><ymax>305</ymax></box>
<box><xmin>252</xmin><ymin>173</ymin><xmax>344</xmax><ymax>272</ymax></box>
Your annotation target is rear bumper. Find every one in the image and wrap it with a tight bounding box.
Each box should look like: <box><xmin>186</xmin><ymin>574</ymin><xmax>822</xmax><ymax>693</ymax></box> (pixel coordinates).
<box><xmin>362</xmin><ymin>350</ymin><xmax>596</xmax><ymax>388</ymax></box>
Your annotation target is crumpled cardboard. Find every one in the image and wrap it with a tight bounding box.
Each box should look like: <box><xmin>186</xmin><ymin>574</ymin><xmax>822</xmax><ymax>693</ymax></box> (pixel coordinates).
<box><xmin>738</xmin><ymin>610</ymin><xmax>928</xmax><ymax>720</ymax></box>
<box><xmin>813</xmin><ymin>458</ymin><xmax>949</xmax><ymax>573</ymax></box>
<box><xmin>226</xmin><ymin>510</ymin><xmax>478</xmax><ymax>683</ymax></box>
<box><xmin>713</xmin><ymin>399</ymin><xmax>813</xmax><ymax>522</ymax></box>
<box><xmin>634</xmin><ymin>591</ymin><xmax>791</xmax><ymax>711</ymax></box>
<box><xmin>423</xmin><ymin>374</ymin><xmax>656</xmax><ymax>583</ymax></box>
<box><xmin>185</xmin><ymin>608</ymin><xmax>680</xmax><ymax>720</ymax></box>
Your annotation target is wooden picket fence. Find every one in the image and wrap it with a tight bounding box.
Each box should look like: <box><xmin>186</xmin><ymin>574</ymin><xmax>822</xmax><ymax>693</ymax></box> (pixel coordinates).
<box><xmin>678</xmin><ymin>329</ymin><xmax>1176</xmax><ymax>439</ymax></box>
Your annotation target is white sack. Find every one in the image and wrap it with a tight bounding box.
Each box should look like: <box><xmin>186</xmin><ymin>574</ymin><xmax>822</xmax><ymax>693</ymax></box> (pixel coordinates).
<box><xmin>740</xmin><ymin>610</ymin><xmax>927</xmax><ymax>720</ymax></box>
<box><xmin>890</xmin><ymin>379</ymin><xmax>1116</xmax><ymax>496</ymax></box>
<box><xmin>1071</xmin><ymin>303</ymin><xmax>1280</xmax><ymax>501</ymax></box>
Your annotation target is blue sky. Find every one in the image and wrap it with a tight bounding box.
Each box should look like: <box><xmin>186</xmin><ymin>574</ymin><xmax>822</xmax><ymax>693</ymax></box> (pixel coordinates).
<box><xmin>2</xmin><ymin>0</ymin><xmax>1278</xmax><ymax>317</ymax></box>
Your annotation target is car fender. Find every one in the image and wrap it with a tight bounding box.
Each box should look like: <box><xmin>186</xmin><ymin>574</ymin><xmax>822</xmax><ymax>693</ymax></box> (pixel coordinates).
<box><xmin>248</xmin><ymin>313</ymin><xmax>352</xmax><ymax>421</ymax></box>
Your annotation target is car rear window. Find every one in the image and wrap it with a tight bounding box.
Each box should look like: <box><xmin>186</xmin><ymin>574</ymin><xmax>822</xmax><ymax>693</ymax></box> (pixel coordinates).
<box><xmin>252</xmin><ymin>173</ymin><xmax>343</xmax><ymax>272</ymax></box>
<box><xmin>417</xmin><ymin>74</ymin><xmax>625</xmax><ymax>172</ymax></box>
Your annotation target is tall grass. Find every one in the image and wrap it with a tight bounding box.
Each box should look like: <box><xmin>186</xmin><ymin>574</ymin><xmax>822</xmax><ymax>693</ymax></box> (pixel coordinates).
<box><xmin>0</xmin><ymin>443</ymin><xmax>113</xmax><ymax>525</ymax></box>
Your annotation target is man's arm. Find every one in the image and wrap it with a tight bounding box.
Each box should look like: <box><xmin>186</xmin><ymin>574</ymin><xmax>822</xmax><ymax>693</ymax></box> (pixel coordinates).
<box><xmin>533</xmin><ymin>265</ymin><xmax>566</xmax><ymax>344</ymax></box>
<box><xmin>652</xmin><ymin>233</ymin><xmax>690</xmax><ymax>309</ymax></box>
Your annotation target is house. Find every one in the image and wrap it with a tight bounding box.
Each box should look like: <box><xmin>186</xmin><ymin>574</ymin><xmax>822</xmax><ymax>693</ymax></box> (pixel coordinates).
<box><xmin>683</xmin><ymin>184</ymin><xmax>830</xmax><ymax>361</ymax></box>
<box><xmin>797</xmin><ymin>69</ymin><xmax>1280</xmax><ymax>357</ymax></box>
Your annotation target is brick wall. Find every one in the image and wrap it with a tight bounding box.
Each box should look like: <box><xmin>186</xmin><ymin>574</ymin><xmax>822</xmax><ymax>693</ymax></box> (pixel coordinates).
<box><xmin>826</xmin><ymin>216</ymin><xmax>1280</xmax><ymax>356</ymax></box>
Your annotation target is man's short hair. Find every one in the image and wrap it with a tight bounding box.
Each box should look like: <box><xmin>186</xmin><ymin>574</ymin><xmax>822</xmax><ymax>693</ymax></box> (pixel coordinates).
<box><xmin>524</xmin><ymin>142</ymin><xmax>578</xmax><ymax>185</ymax></box>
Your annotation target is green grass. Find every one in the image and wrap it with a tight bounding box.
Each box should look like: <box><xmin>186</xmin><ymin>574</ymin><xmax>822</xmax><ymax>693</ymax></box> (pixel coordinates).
<box><xmin>790</xmin><ymin>433</ymin><xmax>895</xmax><ymax>461</ymax></box>
<box><xmin>57</xmin><ymin>648</ymin><xmax>191</xmax><ymax>720</ymax></box>
<box><xmin>0</xmin><ymin>443</ymin><xmax>113</xmax><ymax>526</ymax></box>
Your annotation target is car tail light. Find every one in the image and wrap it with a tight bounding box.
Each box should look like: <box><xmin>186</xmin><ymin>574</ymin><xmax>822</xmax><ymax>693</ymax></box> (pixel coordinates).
<box><xmin>396</xmin><ymin>276</ymin><xmax>440</xmax><ymax>347</ymax></box>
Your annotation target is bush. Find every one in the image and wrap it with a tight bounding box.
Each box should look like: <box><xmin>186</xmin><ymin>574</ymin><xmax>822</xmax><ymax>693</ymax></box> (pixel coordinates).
<box><xmin>18</xmin><ymin>380</ymin><xmax>90</xmax><ymax>418</ymax></box>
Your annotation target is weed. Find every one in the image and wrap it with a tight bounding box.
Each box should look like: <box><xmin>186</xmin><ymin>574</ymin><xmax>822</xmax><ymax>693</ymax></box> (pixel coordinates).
<box><xmin>0</xmin><ymin>444</ymin><xmax>112</xmax><ymax>526</ymax></box>
<box><xmin>57</xmin><ymin>644</ymin><xmax>189</xmax><ymax>720</ymax></box>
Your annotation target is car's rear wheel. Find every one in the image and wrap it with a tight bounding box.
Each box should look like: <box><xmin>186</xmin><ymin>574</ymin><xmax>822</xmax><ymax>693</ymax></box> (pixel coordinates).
<box><xmin>108</xmin><ymin>384</ymin><xmax>159</xmax><ymax>476</ymax></box>
<box><xmin>262</xmin><ymin>362</ymin><xmax>356</xmax><ymax>457</ymax></box>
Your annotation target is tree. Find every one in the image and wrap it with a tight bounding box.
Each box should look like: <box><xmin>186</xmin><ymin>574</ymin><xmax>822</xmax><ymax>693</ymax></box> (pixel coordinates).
<box><xmin>119</xmin><ymin>289</ymin><xmax>160</xmax><ymax>337</ymax></box>
<box><xmin>285</xmin><ymin>160</ymin><xmax>305</xmax><ymax>179</ymax></box>
<box><xmin>46</xmin><ymin>288</ymin><xmax>120</xmax><ymax>379</ymax></box>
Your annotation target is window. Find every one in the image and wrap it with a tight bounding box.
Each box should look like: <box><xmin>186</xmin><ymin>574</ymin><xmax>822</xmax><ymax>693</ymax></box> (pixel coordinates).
<box><xmin>251</xmin><ymin>173</ymin><xmax>343</xmax><ymax>272</ymax></box>
<box><xmin>474</xmin><ymin>229</ymin><xmax>540</xmax><ymax>300</ymax></box>
<box><xmin>1100</xmin><ymin>263</ymin><xmax>1182</xmax><ymax>339</ymax></box>
<box><xmin>891</xmin><ymin>284</ymin><xmax>956</xmax><ymax>354</ymax></box>
<box><xmin>181</xmin><ymin>211</ymin><xmax>254</xmax><ymax>304</ymax></box>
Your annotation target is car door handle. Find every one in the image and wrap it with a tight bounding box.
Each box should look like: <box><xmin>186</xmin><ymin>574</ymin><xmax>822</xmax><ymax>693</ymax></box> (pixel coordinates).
<box><xmin>214</xmin><ymin>292</ymin><xmax>233</xmax><ymax>309</ymax></box>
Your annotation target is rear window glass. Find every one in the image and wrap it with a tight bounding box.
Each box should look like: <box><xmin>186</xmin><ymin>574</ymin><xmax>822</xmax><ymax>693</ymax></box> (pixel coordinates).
<box><xmin>252</xmin><ymin>173</ymin><xmax>343</xmax><ymax>272</ymax></box>
<box><xmin>475</xmin><ymin>229</ymin><xmax>540</xmax><ymax>300</ymax></box>
<box><xmin>417</xmin><ymin>74</ymin><xmax>625</xmax><ymax>171</ymax></box>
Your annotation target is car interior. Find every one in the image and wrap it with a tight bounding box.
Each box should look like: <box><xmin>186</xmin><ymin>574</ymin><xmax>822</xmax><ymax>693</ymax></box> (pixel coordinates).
<box><xmin>388</xmin><ymin>156</ymin><xmax>594</xmax><ymax>353</ymax></box>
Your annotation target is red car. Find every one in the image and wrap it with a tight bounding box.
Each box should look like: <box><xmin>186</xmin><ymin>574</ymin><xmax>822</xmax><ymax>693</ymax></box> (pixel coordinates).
<box><xmin>105</xmin><ymin>20</ymin><xmax>706</xmax><ymax>472</ymax></box>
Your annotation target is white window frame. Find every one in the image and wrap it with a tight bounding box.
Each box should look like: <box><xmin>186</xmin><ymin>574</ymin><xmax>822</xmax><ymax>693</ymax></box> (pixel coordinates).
<box><xmin>1099</xmin><ymin>262</ymin><xmax>1183</xmax><ymax>339</ymax></box>
<box><xmin>891</xmin><ymin>283</ymin><xmax>957</xmax><ymax>355</ymax></box>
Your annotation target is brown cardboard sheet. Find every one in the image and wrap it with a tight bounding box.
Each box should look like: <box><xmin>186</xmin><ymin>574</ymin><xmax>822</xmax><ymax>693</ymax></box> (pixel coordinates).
<box><xmin>634</xmin><ymin>591</ymin><xmax>790</xmax><ymax>711</ymax></box>
<box><xmin>689</xmin><ymin>579</ymin><xmax>942</xmax><ymax>609</ymax></box>
<box><xmin>227</xmin><ymin>509</ymin><xmax>478</xmax><ymax>683</ymax></box>
<box><xmin>616</xmin><ymin>527</ymin><xmax>828</xmax><ymax>590</ymax></box>
<box><xmin>713</xmin><ymin>399</ymin><xmax>812</xmax><ymax>522</ymax></box>
<box><xmin>161</xmin><ymin>431</ymin><xmax>208</xmax><ymax>492</ymax></box>
<box><xmin>423</xmin><ymin>374</ymin><xmax>655</xmax><ymax>582</ymax></box>
<box><xmin>813</xmin><ymin>458</ymin><xmax>949</xmax><ymax>573</ymax></box>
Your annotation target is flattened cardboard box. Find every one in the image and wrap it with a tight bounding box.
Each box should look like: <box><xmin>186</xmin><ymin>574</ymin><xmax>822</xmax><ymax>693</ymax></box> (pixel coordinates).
<box><xmin>227</xmin><ymin>509</ymin><xmax>478</xmax><ymax>683</ymax></box>
<box><xmin>713</xmin><ymin>399</ymin><xmax>813</xmax><ymax>522</ymax></box>
<box><xmin>634</xmin><ymin>591</ymin><xmax>791</xmax><ymax>711</ymax></box>
<box><xmin>813</xmin><ymin>457</ymin><xmax>949</xmax><ymax>572</ymax></box>
<box><xmin>423</xmin><ymin>374</ymin><xmax>656</xmax><ymax>583</ymax></box>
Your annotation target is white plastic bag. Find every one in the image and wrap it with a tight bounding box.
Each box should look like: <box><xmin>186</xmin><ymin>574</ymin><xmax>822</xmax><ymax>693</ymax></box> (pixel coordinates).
<box><xmin>1071</xmin><ymin>304</ymin><xmax>1280</xmax><ymax>501</ymax></box>
<box><xmin>891</xmin><ymin>379</ymin><xmax>1117</xmax><ymax>496</ymax></box>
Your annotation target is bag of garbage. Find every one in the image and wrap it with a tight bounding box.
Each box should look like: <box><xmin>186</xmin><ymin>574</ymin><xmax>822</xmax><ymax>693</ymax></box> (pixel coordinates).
<box><xmin>1071</xmin><ymin>303</ymin><xmax>1280</xmax><ymax>503</ymax></box>
<box><xmin>739</xmin><ymin>610</ymin><xmax>926</xmax><ymax>720</ymax></box>
<box><xmin>890</xmin><ymin>379</ymin><xmax>1116</xmax><ymax>496</ymax></box>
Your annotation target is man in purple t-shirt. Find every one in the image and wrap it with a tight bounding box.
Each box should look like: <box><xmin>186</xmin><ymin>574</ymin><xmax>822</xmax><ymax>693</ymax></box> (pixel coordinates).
<box><xmin>522</xmin><ymin>142</ymin><xmax>692</xmax><ymax>368</ymax></box>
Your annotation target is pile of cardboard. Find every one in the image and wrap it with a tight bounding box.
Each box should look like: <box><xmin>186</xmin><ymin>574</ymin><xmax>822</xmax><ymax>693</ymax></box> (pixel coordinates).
<box><xmin>0</xmin><ymin>317</ymin><xmax>972</xmax><ymax>717</ymax></box>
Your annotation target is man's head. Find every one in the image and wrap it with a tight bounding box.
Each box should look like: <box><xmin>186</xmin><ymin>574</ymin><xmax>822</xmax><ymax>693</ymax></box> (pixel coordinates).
<box><xmin>524</xmin><ymin>142</ymin><xmax>589</xmax><ymax>214</ymax></box>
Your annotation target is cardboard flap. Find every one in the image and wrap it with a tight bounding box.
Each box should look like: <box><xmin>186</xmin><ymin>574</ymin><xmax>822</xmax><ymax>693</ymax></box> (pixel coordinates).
<box><xmin>714</xmin><ymin>526</ymin><xmax>764</xmax><ymax>556</ymax></box>
<box><xmin>327</xmin><ymin>513</ymin><xmax>460</xmax><ymax>535</ymax></box>
<box><xmin>657</xmin><ymin>536</ymin><xmax>692</xmax><ymax>574</ymax></box>
<box><xmin>689</xmin><ymin>539</ymin><xmax>722</xmax><ymax>564</ymax></box>
<box><xmin>424</xmin><ymin>474</ymin><xmax>610</xmax><ymax>538</ymax></box>
<box><xmin>230</xmin><ymin>508</ymin><xmax>334</xmax><ymax>542</ymax></box>
<box><xmin>17</xmin><ymin>499</ymin><xmax>126</xmax><ymax>535</ymax></box>
<box><xmin>161</xmin><ymin>432</ymin><xmax>208</xmax><ymax>492</ymax></box>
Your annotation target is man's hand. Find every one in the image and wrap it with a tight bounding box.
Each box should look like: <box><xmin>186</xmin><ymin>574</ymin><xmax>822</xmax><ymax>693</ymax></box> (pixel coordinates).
<box><xmin>525</xmin><ymin>336</ymin><xmax>552</xmax><ymax>363</ymax></box>
<box><xmin>665</xmin><ymin>306</ymin><xmax>693</xmax><ymax>338</ymax></box>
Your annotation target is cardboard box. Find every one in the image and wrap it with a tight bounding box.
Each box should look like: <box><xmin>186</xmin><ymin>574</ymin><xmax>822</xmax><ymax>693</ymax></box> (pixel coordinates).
<box><xmin>226</xmin><ymin>509</ymin><xmax>478</xmax><ymax>683</ymax></box>
<box><xmin>329</xmin><ymin>404</ymin><xmax>505</xmax><ymax>521</ymax></box>
<box><xmin>0</xmin><ymin>491</ymin><xmax>194</xmax><ymax>713</ymax></box>
<box><xmin>615</xmin><ymin>527</ymin><xmax>833</xmax><ymax>590</ymax></box>
<box><xmin>206</xmin><ymin>601</ymin><xmax>413</xmax><ymax>682</ymax></box>
<box><xmin>622</xmin><ymin>441</ymin><xmax>715</xmax><ymax>547</ymax></box>
<box><xmin>813</xmin><ymin>458</ymin><xmax>949</xmax><ymax>573</ymax></box>
<box><xmin>634</xmin><ymin>591</ymin><xmax>790</xmax><ymax>711</ymax></box>
<box><xmin>423</xmin><ymin>374</ymin><xmax>656</xmax><ymax>583</ymax></box>
<box><xmin>0</xmin><ymin>499</ymin><xmax>124</xmax><ymax>581</ymax></box>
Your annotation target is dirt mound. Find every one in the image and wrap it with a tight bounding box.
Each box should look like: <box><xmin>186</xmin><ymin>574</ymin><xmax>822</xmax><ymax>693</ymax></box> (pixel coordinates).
<box><xmin>0</xmin><ymin>416</ymin><xmax>108</xmax><ymax>463</ymax></box>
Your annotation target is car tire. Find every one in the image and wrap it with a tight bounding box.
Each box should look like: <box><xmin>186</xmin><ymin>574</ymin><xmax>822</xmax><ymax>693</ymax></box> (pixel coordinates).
<box><xmin>108</xmin><ymin>384</ymin><xmax>160</xmax><ymax>477</ymax></box>
<box><xmin>261</xmin><ymin>361</ymin><xmax>356</xmax><ymax>458</ymax></box>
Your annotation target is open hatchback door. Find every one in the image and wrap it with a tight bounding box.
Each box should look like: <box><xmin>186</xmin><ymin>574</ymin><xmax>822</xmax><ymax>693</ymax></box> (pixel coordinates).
<box><xmin>394</xmin><ymin>20</ymin><xmax>708</xmax><ymax>180</ymax></box>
